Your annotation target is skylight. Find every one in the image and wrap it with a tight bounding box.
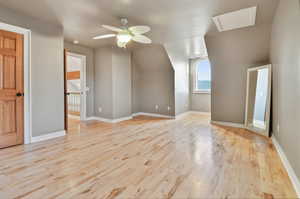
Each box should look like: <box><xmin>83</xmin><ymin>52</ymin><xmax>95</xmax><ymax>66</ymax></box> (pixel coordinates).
<box><xmin>213</xmin><ymin>7</ymin><xmax>257</xmax><ymax>32</ymax></box>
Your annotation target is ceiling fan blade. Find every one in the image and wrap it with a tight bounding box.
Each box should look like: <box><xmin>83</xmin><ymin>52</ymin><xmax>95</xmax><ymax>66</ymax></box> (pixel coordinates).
<box><xmin>129</xmin><ymin>26</ymin><xmax>151</xmax><ymax>35</ymax></box>
<box><xmin>93</xmin><ymin>34</ymin><xmax>116</xmax><ymax>40</ymax></box>
<box><xmin>132</xmin><ymin>34</ymin><xmax>152</xmax><ymax>44</ymax></box>
<box><xmin>102</xmin><ymin>25</ymin><xmax>122</xmax><ymax>32</ymax></box>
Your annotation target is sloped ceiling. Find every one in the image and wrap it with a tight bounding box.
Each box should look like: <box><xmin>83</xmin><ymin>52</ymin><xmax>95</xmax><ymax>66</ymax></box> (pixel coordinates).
<box><xmin>0</xmin><ymin>0</ymin><xmax>278</xmax><ymax>58</ymax></box>
<box><xmin>132</xmin><ymin>44</ymin><xmax>173</xmax><ymax>71</ymax></box>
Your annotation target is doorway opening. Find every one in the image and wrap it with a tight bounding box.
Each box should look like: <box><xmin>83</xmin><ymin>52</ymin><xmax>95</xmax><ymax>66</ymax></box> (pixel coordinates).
<box><xmin>64</xmin><ymin>52</ymin><xmax>87</xmax><ymax>130</ymax></box>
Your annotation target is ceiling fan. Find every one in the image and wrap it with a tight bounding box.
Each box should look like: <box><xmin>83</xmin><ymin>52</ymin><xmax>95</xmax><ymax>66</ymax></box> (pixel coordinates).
<box><xmin>93</xmin><ymin>18</ymin><xmax>152</xmax><ymax>48</ymax></box>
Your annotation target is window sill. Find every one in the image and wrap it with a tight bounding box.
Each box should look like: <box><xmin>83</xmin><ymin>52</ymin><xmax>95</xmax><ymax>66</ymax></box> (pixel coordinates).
<box><xmin>193</xmin><ymin>91</ymin><xmax>211</xmax><ymax>94</ymax></box>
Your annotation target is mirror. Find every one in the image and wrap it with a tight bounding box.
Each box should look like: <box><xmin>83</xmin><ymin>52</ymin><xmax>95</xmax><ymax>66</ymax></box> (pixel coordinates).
<box><xmin>245</xmin><ymin>65</ymin><xmax>271</xmax><ymax>137</ymax></box>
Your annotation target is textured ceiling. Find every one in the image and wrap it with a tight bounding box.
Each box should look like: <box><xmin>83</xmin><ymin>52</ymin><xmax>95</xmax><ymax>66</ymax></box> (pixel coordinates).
<box><xmin>0</xmin><ymin>0</ymin><xmax>278</xmax><ymax>51</ymax></box>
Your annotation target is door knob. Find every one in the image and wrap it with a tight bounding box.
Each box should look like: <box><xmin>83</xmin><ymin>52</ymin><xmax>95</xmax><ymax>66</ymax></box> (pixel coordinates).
<box><xmin>16</xmin><ymin>92</ymin><xmax>24</xmax><ymax>97</ymax></box>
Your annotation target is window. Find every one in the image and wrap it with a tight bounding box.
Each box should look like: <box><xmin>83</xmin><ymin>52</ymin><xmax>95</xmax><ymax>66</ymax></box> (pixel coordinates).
<box><xmin>194</xmin><ymin>59</ymin><xmax>211</xmax><ymax>93</ymax></box>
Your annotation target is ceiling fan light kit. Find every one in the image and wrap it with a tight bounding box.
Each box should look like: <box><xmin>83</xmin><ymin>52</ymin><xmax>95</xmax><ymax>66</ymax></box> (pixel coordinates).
<box><xmin>116</xmin><ymin>31</ymin><xmax>133</xmax><ymax>48</ymax></box>
<box><xmin>93</xmin><ymin>18</ymin><xmax>152</xmax><ymax>48</ymax></box>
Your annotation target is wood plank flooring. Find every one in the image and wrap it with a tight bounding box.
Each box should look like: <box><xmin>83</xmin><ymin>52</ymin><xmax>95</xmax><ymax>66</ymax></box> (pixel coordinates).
<box><xmin>0</xmin><ymin>113</ymin><xmax>297</xmax><ymax>199</ymax></box>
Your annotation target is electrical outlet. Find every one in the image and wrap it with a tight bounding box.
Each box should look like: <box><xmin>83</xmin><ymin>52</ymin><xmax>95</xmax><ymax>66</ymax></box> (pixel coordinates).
<box><xmin>277</xmin><ymin>124</ymin><xmax>280</xmax><ymax>132</ymax></box>
<box><xmin>155</xmin><ymin>105</ymin><xmax>159</xmax><ymax>110</ymax></box>
<box><xmin>98</xmin><ymin>107</ymin><xmax>102</xmax><ymax>113</ymax></box>
<box><xmin>167</xmin><ymin>106</ymin><xmax>171</xmax><ymax>111</ymax></box>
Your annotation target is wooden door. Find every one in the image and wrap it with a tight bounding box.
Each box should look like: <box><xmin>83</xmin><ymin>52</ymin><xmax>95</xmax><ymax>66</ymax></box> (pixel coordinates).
<box><xmin>0</xmin><ymin>29</ymin><xmax>24</xmax><ymax>149</ymax></box>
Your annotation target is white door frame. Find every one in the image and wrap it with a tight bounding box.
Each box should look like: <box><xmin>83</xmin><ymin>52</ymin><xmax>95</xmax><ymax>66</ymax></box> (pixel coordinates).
<box><xmin>0</xmin><ymin>22</ymin><xmax>32</xmax><ymax>144</ymax></box>
<box><xmin>66</xmin><ymin>52</ymin><xmax>87</xmax><ymax>121</ymax></box>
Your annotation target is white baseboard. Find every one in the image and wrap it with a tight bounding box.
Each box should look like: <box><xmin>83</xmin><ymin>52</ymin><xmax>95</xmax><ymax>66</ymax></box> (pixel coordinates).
<box><xmin>211</xmin><ymin>120</ymin><xmax>245</xmax><ymax>128</ymax></box>
<box><xmin>175</xmin><ymin>111</ymin><xmax>189</xmax><ymax>119</ymax></box>
<box><xmin>132</xmin><ymin>112</ymin><xmax>175</xmax><ymax>119</ymax></box>
<box><xmin>87</xmin><ymin>111</ymin><xmax>210</xmax><ymax>123</ymax></box>
<box><xmin>87</xmin><ymin>112</ymin><xmax>174</xmax><ymax>123</ymax></box>
<box><xmin>112</xmin><ymin>116</ymin><xmax>133</xmax><ymax>123</ymax></box>
<box><xmin>31</xmin><ymin>130</ymin><xmax>66</xmax><ymax>143</ymax></box>
<box><xmin>272</xmin><ymin>136</ymin><xmax>300</xmax><ymax>197</ymax></box>
<box><xmin>86</xmin><ymin>116</ymin><xmax>112</xmax><ymax>123</ymax></box>
<box><xmin>86</xmin><ymin>116</ymin><xmax>133</xmax><ymax>123</ymax></box>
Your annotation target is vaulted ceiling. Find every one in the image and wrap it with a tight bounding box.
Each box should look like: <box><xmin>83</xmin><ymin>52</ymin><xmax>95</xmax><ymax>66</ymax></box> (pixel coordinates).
<box><xmin>0</xmin><ymin>0</ymin><xmax>278</xmax><ymax>51</ymax></box>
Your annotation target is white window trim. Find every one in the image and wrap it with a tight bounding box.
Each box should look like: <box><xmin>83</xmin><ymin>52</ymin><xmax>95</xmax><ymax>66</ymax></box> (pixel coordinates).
<box><xmin>191</xmin><ymin>58</ymin><xmax>211</xmax><ymax>94</ymax></box>
<box><xmin>193</xmin><ymin>89</ymin><xmax>211</xmax><ymax>94</ymax></box>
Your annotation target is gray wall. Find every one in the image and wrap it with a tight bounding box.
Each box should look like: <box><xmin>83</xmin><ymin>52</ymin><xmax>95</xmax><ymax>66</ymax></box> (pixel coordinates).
<box><xmin>94</xmin><ymin>47</ymin><xmax>113</xmax><ymax>119</ymax></box>
<box><xmin>189</xmin><ymin>59</ymin><xmax>211</xmax><ymax>113</ymax></box>
<box><xmin>190</xmin><ymin>94</ymin><xmax>211</xmax><ymax>112</ymax></box>
<box><xmin>132</xmin><ymin>57</ymin><xmax>140</xmax><ymax>114</ymax></box>
<box><xmin>132</xmin><ymin>45</ymin><xmax>175</xmax><ymax>116</ymax></box>
<box><xmin>94</xmin><ymin>47</ymin><xmax>132</xmax><ymax>119</ymax></box>
<box><xmin>0</xmin><ymin>6</ymin><xmax>64</xmax><ymax>137</ymax></box>
<box><xmin>270</xmin><ymin>0</ymin><xmax>300</xmax><ymax>180</ymax></box>
<box><xmin>64</xmin><ymin>42</ymin><xmax>94</xmax><ymax>117</ymax></box>
<box><xmin>206</xmin><ymin>25</ymin><xmax>271</xmax><ymax>124</ymax></box>
<box><xmin>112</xmin><ymin>48</ymin><xmax>132</xmax><ymax>119</ymax></box>
<box><xmin>164</xmin><ymin>43</ymin><xmax>190</xmax><ymax>115</ymax></box>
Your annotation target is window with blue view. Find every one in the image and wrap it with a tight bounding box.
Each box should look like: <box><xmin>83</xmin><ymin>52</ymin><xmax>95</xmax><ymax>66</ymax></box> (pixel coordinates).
<box><xmin>195</xmin><ymin>59</ymin><xmax>211</xmax><ymax>92</ymax></box>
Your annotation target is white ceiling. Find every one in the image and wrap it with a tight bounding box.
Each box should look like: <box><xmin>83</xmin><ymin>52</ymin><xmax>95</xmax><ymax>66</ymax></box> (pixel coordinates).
<box><xmin>0</xmin><ymin>0</ymin><xmax>278</xmax><ymax>56</ymax></box>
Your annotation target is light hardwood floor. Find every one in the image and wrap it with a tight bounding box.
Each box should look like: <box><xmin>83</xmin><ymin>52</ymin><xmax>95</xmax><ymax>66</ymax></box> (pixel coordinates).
<box><xmin>0</xmin><ymin>113</ymin><xmax>297</xmax><ymax>199</ymax></box>
<box><xmin>67</xmin><ymin>117</ymin><xmax>81</xmax><ymax>130</ymax></box>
